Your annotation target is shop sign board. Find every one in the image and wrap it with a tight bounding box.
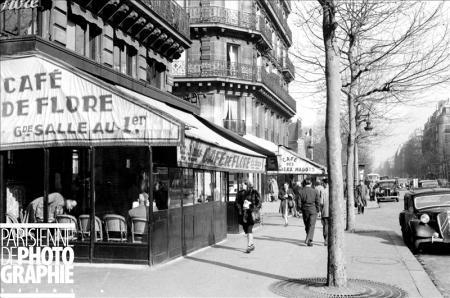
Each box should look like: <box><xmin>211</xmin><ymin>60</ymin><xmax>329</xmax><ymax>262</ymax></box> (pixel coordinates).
<box><xmin>178</xmin><ymin>138</ymin><xmax>266</xmax><ymax>173</ymax></box>
<box><xmin>0</xmin><ymin>0</ymin><xmax>39</xmax><ymax>12</ymax></box>
<box><xmin>275</xmin><ymin>147</ymin><xmax>324</xmax><ymax>175</ymax></box>
<box><xmin>0</xmin><ymin>56</ymin><xmax>182</xmax><ymax>150</ymax></box>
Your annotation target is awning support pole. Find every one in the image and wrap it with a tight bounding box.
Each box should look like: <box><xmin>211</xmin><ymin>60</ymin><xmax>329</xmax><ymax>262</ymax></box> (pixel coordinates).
<box><xmin>0</xmin><ymin>152</ymin><xmax>5</xmax><ymax>223</ymax></box>
<box><xmin>43</xmin><ymin>148</ymin><xmax>49</xmax><ymax>223</ymax></box>
<box><xmin>89</xmin><ymin>147</ymin><xmax>96</xmax><ymax>263</ymax></box>
<box><xmin>148</xmin><ymin>146</ymin><xmax>153</xmax><ymax>266</ymax></box>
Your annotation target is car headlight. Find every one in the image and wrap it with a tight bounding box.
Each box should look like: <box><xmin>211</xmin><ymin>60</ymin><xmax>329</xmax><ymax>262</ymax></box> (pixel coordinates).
<box><xmin>420</xmin><ymin>214</ymin><xmax>430</xmax><ymax>224</ymax></box>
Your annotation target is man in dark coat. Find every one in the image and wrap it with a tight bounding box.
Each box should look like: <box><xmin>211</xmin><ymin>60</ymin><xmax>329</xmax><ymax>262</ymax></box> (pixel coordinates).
<box><xmin>296</xmin><ymin>178</ymin><xmax>320</xmax><ymax>246</ymax></box>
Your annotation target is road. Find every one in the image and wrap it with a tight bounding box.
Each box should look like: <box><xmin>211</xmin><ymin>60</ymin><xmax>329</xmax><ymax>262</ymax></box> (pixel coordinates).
<box><xmin>359</xmin><ymin>192</ymin><xmax>450</xmax><ymax>297</ymax></box>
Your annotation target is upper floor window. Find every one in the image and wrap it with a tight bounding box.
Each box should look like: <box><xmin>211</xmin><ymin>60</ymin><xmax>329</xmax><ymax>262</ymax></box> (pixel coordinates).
<box><xmin>224</xmin><ymin>96</ymin><xmax>239</xmax><ymax>120</ymax></box>
<box><xmin>227</xmin><ymin>44</ymin><xmax>239</xmax><ymax>76</ymax></box>
<box><xmin>0</xmin><ymin>7</ymin><xmax>38</xmax><ymax>36</ymax></box>
<box><xmin>113</xmin><ymin>38</ymin><xmax>138</xmax><ymax>78</ymax></box>
<box><xmin>66</xmin><ymin>14</ymin><xmax>101</xmax><ymax>61</ymax></box>
<box><xmin>147</xmin><ymin>57</ymin><xmax>166</xmax><ymax>89</ymax></box>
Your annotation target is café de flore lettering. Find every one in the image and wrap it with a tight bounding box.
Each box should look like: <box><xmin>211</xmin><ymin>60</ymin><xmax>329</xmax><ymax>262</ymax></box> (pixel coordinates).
<box><xmin>0</xmin><ymin>56</ymin><xmax>180</xmax><ymax>149</ymax></box>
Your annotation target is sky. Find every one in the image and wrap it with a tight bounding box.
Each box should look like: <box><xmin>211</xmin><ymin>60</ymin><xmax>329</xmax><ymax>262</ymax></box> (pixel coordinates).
<box><xmin>287</xmin><ymin>1</ymin><xmax>450</xmax><ymax>168</ymax></box>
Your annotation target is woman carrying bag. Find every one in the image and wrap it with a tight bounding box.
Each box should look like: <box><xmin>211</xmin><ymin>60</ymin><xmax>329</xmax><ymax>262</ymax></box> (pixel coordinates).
<box><xmin>279</xmin><ymin>182</ymin><xmax>295</xmax><ymax>227</ymax></box>
<box><xmin>236</xmin><ymin>181</ymin><xmax>261</xmax><ymax>253</ymax></box>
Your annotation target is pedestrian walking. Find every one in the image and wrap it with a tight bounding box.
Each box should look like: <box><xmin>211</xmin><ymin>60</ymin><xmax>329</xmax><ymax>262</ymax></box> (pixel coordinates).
<box><xmin>279</xmin><ymin>182</ymin><xmax>294</xmax><ymax>226</ymax></box>
<box><xmin>318</xmin><ymin>179</ymin><xmax>329</xmax><ymax>246</ymax></box>
<box><xmin>296</xmin><ymin>178</ymin><xmax>320</xmax><ymax>246</ymax></box>
<box><xmin>355</xmin><ymin>180</ymin><xmax>369</xmax><ymax>214</ymax></box>
<box><xmin>292</xmin><ymin>180</ymin><xmax>302</xmax><ymax>217</ymax></box>
<box><xmin>236</xmin><ymin>181</ymin><xmax>261</xmax><ymax>253</ymax></box>
<box><xmin>268</xmin><ymin>178</ymin><xmax>279</xmax><ymax>202</ymax></box>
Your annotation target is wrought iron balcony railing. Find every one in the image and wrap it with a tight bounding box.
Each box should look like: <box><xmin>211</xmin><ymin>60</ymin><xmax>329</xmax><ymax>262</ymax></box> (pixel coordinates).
<box><xmin>174</xmin><ymin>60</ymin><xmax>296</xmax><ymax>111</ymax></box>
<box><xmin>188</xmin><ymin>6</ymin><xmax>272</xmax><ymax>47</ymax></box>
<box><xmin>265</xmin><ymin>0</ymin><xmax>292</xmax><ymax>42</ymax></box>
<box><xmin>142</xmin><ymin>0</ymin><xmax>190</xmax><ymax>39</ymax></box>
<box><xmin>258</xmin><ymin>66</ymin><xmax>296</xmax><ymax>110</ymax></box>
<box><xmin>223</xmin><ymin>119</ymin><xmax>246</xmax><ymax>135</ymax></box>
<box><xmin>282</xmin><ymin>56</ymin><xmax>295</xmax><ymax>78</ymax></box>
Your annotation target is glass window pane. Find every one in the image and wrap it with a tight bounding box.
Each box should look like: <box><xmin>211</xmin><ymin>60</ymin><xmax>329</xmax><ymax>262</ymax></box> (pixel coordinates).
<box><xmin>168</xmin><ymin>168</ymin><xmax>182</xmax><ymax>209</ymax></box>
<box><xmin>182</xmin><ymin>168</ymin><xmax>194</xmax><ymax>206</ymax></box>
<box><xmin>95</xmin><ymin>147</ymin><xmax>149</xmax><ymax>244</ymax></box>
<box><xmin>194</xmin><ymin>170</ymin><xmax>204</xmax><ymax>203</ymax></box>
<box><xmin>221</xmin><ymin>172</ymin><xmax>227</xmax><ymax>202</ymax></box>
<box><xmin>6</xmin><ymin>150</ymin><xmax>43</xmax><ymax>223</ymax></box>
<box><xmin>154</xmin><ymin>167</ymin><xmax>169</xmax><ymax>211</ymax></box>
<box><xmin>19</xmin><ymin>9</ymin><xmax>36</xmax><ymax>35</ymax></box>
<box><xmin>66</xmin><ymin>19</ymin><xmax>76</xmax><ymax>51</ymax></box>
<box><xmin>3</xmin><ymin>10</ymin><xmax>18</xmax><ymax>35</ymax></box>
<box><xmin>204</xmin><ymin>171</ymin><xmax>212</xmax><ymax>202</ymax></box>
<box><xmin>75</xmin><ymin>23</ymin><xmax>86</xmax><ymax>56</ymax></box>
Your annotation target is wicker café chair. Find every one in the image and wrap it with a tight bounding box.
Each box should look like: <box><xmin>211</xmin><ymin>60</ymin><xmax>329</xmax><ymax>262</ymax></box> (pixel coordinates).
<box><xmin>103</xmin><ymin>214</ymin><xmax>127</xmax><ymax>242</ymax></box>
<box><xmin>55</xmin><ymin>214</ymin><xmax>78</xmax><ymax>241</ymax></box>
<box><xmin>78</xmin><ymin>215</ymin><xmax>103</xmax><ymax>241</ymax></box>
<box><xmin>6</xmin><ymin>213</ymin><xmax>19</xmax><ymax>224</ymax></box>
<box><xmin>131</xmin><ymin>218</ymin><xmax>147</xmax><ymax>243</ymax></box>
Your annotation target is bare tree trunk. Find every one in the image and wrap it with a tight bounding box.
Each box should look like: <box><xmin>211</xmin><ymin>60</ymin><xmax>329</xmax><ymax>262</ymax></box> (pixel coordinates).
<box><xmin>354</xmin><ymin>142</ymin><xmax>359</xmax><ymax>185</ymax></box>
<box><xmin>346</xmin><ymin>98</ymin><xmax>356</xmax><ymax>231</ymax></box>
<box><xmin>320</xmin><ymin>0</ymin><xmax>347</xmax><ymax>287</ymax></box>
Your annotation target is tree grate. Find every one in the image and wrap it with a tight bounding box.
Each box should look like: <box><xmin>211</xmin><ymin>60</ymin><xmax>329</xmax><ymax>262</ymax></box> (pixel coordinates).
<box><xmin>269</xmin><ymin>277</ymin><xmax>408</xmax><ymax>298</ymax></box>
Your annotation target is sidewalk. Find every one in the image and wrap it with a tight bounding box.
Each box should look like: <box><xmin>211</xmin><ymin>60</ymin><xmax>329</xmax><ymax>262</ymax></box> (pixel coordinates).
<box><xmin>2</xmin><ymin>202</ymin><xmax>442</xmax><ymax>297</ymax></box>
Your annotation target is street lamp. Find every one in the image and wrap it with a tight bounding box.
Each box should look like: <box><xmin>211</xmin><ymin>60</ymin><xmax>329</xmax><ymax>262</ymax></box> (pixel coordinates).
<box><xmin>363</xmin><ymin>114</ymin><xmax>373</xmax><ymax>131</ymax></box>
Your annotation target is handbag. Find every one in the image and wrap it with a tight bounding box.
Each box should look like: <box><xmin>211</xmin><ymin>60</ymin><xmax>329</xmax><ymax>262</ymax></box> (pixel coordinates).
<box><xmin>287</xmin><ymin>199</ymin><xmax>294</xmax><ymax>208</ymax></box>
<box><xmin>251</xmin><ymin>209</ymin><xmax>261</xmax><ymax>223</ymax></box>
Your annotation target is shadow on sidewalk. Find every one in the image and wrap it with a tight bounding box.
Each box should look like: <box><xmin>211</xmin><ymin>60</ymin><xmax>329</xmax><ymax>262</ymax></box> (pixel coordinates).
<box><xmin>254</xmin><ymin>235</ymin><xmax>307</xmax><ymax>246</ymax></box>
<box><xmin>185</xmin><ymin>256</ymin><xmax>292</xmax><ymax>281</ymax></box>
<box><xmin>211</xmin><ymin>244</ymin><xmax>246</xmax><ymax>253</ymax></box>
<box><xmin>352</xmin><ymin>229</ymin><xmax>398</xmax><ymax>246</ymax></box>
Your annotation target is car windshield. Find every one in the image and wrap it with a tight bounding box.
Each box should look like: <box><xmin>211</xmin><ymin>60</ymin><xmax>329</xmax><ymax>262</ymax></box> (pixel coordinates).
<box><xmin>420</xmin><ymin>181</ymin><xmax>439</xmax><ymax>188</ymax></box>
<box><xmin>378</xmin><ymin>182</ymin><xmax>395</xmax><ymax>188</ymax></box>
<box><xmin>414</xmin><ymin>194</ymin><xmax>450</xmax><ymax>209</ymax></box>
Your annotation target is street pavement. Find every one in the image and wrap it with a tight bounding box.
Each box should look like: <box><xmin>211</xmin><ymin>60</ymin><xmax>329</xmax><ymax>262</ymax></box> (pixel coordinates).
<box><xmin>360</xmin><ymin>191</ymin><xmax>450</xmax><ymax>298</ymax></box>
<box><xmin>2</xmin><ymin>198</ymin><xmax>443</xmax><ymax>297</ymax></box>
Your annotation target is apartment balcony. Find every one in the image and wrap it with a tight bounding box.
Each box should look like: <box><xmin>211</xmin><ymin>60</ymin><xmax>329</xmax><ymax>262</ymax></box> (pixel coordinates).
<box><xmin>223</xmin><ymin>119</ymin><xmax>246</xmax><ymax>135</ymax></box>
<box><xmin>282</xmin><ymin>56</ymin><xmax>295</xmax><ymax>81</ymax></box>
<box><xmin>141</xmin><ymin>0</ymin><xmax>190</xmax><ymax>39</ymax></box>
<box><xmin>258</xmin><ymin>66</ymin><xmax>296</xmax><ymax>111</ymax></box>
<box><xmin>263</xmin><ymin>0</ymin><xmax>292</xmax><ymax>44</ymax></box>
<box><xmin>173</xmin><ymin>60</ymin><xmax>296</xmax><ymax>114</ymax></box>
<box><xmin>188</xmin><ymin>6</ymin><xmax>272</xmax><ymax>50</ymax></box>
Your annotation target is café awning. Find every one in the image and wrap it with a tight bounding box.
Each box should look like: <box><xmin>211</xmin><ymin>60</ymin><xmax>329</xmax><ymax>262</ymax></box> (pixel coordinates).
<box><xmin>0</xmin><ymin>55</ymin><xmax>183</xmax><ymax>150</ymax></box>
<box><xmin>243</xmin><ymin>134</ymin><xmax>326</xmax><ymax>175</ymax></box>
<box><xmin>116</xmin><ymin>87</ymin><xmax>266</xmax><ymax>173</ymax></box>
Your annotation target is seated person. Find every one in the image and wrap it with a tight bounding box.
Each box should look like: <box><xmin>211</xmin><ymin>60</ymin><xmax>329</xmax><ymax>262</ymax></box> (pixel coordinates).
<box><xmin>128</xmin><ymin>193</ymin><xmax>149</xmax><ymax>220</ymax></box>
<box><xmin>6</xmin><ymin>186</ymin><xmax>20</xmax><ymax>221</ymax></box>
<box><xmin>24</xmin><ymin>193</ymin><xmax>77</xmax><ymax>223</ymax></box>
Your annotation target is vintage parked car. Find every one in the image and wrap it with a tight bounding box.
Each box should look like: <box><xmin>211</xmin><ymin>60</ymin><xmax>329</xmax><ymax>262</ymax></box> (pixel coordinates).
<box><xmin>399</xmin><ymin>188</ymin><xmax>450</xmax><ymax>252</ymax></box>
<box><xmin>373</xmin><ymin>179</ymin><xmax>399</xmax><ymax>202</ymax></box>
<box><xmin>419</xmin><ymin>180</ymin><xmax>440</xmax><ymax>188</ymax></box>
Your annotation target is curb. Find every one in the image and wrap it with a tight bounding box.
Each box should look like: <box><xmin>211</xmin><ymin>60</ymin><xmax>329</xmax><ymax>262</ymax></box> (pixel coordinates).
<box><xmin>387</xmin><ymin>231</ymin><xmax>443</xmax><ymax>298</ymax></box>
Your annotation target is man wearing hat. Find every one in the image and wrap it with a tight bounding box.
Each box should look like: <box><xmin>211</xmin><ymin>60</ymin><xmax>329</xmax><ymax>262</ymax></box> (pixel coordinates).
<box><xmin>296</xmin><ymin>178</ymin><xmax>320</xmax><ymax>246</ymax></box>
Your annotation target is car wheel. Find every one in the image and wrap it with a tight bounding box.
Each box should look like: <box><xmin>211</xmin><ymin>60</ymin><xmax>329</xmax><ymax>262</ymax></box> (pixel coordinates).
<box><xmin>401</xmin><ymin>227</ymin><xmax>409</xmax><ymax>244</ymax></box>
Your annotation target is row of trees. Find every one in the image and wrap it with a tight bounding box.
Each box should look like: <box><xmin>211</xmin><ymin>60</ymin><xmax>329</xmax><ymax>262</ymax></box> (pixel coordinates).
<box><xmin>380</xmin><ymin>128</ymin><xmax>443</xmax><ymax>179</ymax></box>
<box><xmin>294</xmin><ymin>0</ymin><xmax>450</xmax><ymax>289</ymax></box>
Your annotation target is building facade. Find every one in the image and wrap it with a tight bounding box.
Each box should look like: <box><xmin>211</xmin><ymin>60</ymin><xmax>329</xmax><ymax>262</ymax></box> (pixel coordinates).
<box><xmin>422</xmin><ymin>99</ymin><xmax>450</xmax><ymax>180</ymax></box>
<box><xmin>0</xmin><ymin>0</ymin><xmax>268</xmax><ymax>265</ymax></box>
<box><xmin>172</xmin><ymin>0</ymin><xmax>296</xmax><ymax>192</ymax></box>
